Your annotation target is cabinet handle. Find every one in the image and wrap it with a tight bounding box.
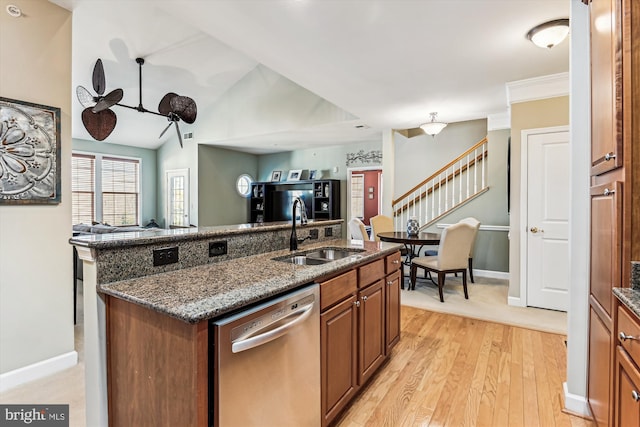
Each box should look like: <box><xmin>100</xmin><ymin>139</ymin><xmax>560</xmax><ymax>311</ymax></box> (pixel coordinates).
<box><xmin>632</xmin><ymin>390</ymin><xmax>640</xmax><ymax>402</ymax></box>
<box><xmin>362</xmin><ymin>295</ymin><xmax>368</xmax><ymax>302</ymax></box>
<box><xmin>387</xmin><ymin>280</ymin><xmax>393</xmax><ymax>286</ymax></box>
<box><xmin>604</xmin><ymin>152</ymin><xmax>616</xmax><ymax>161</ymax></box>
<box><xmin>604</xmin><ymin>188</ymin><xmax>615</xmax><ymax>196</ymax></box>
<box><xmin>354</xmin><ymin>300</ymin><xmax>360</xmax><ymax>308</ymax></box>
<box><xmin>392</xmin><ymin>260</ymin><xmax>400</xmax><ymax>264</ymax></box>
<box><xmin>619</xmin><ymin>331</ymin><xmax>636</xmax><ymax>341</ymax></box>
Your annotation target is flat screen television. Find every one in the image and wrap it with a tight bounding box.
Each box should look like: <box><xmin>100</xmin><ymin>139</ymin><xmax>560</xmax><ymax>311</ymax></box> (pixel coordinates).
<box><xmin>270</xmin><ymin>189</ymin><xmax>313</xmax><ymax>221</ymax></box>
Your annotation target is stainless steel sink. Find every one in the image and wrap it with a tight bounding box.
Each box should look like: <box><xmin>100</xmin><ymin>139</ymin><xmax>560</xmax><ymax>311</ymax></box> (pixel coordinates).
<box><xmin>272</xmin><ymin>247</ymin><xmax>365</xmax><ymax>265</ymax></box>
<box><xmin>286</xmin><ymin>255</ymin><xmax>330</xmax><ymax>265</ymax></box>
<box><xmin>305</xmin><ymin>248</ymin><xmax>362</xmax><ymax>260</ymax></box>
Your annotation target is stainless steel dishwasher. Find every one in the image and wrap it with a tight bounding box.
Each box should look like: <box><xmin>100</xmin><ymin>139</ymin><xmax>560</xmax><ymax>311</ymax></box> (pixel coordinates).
<box><xmin>211</xmin><ymin>284</ymin><xmax>320</xmax><ymax>427</ymax></box>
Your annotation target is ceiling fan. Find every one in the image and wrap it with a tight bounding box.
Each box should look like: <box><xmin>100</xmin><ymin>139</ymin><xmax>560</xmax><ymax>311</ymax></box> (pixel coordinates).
<box><xmin>76</xmin><ymin>58</ymin><xmax>197</xmax><ymax>148</ymax></box>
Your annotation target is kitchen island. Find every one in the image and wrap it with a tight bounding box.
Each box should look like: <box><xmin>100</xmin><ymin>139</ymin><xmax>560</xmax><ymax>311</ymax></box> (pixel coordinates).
<box><xmin>70</xmin><ymin>220</ymin><xmax>402</xmax><ymax>427</ymax></box>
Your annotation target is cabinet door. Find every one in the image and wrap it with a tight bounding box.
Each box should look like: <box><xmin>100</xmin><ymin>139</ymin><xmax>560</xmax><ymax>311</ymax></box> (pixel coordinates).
<box><xmin>590</xmin><ymin>181</ymin><xmax>623</xmax><ymax>317</ymax></box>
<box><xmin>590</xmin><ymin>0</ymin><xmax>623</xmax><ymax>175</ymax></box>
<box><xmin>385</xmin><ymin>270</ymin><xmax>401</xmax><ymax>354</ymax></box>
<box><xmin>358</xmin><ymin>279</ymin><xmax>385</xmax><ymax>385</ymax></box>
<box><xmin>321</xmin><ymin>295</ymin><xmax>358</xmax><ymax>426</ymax></box>
<box><xmin>589</xmin><ymin>307</ymin><xmax>613</xmax><ymax>427</ymax></box>
<box><xmin>616</xmin><ymin>346</ymin><xmax>640</xmax><ymax>427</ymax></box>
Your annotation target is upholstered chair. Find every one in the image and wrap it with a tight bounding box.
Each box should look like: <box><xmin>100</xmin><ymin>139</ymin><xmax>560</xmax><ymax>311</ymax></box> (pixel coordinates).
<box><xmin>410</xmin><ymin>222</ymin><xmax>476</xmax><ymax>302</ymax></box>
<box><xmin>348</xmin><ymin>218</ymin><xmax>369</xmax><ymax>241</ymax></box>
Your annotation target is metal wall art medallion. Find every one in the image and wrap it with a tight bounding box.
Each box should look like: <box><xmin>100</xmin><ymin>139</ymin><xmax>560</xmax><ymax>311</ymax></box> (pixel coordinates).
<box><xmin>0</xmin><ymin>97</ymin><xmax>61</xmax><ymax>204</ymax></box>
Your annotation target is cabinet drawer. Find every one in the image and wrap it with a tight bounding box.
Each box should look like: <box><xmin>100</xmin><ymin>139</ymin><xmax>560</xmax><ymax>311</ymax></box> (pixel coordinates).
<box><xmin>385</xmin><ymin>251</ymin><xmax>402</xmax><ymax>274</ymax></box>
<box><xmin>320</xmin><ymin>270</ymin><xmax>357</xmax><ymax>311</ymax></box>
<box><xmin>618</xmin><ymin>305</ymin><xmax>640</xmax><ymax>366</ymax></box>
<box><xmin>359</xmin><ymin>258</ymin><xmax>385</xmax><ymax>288</ymax></box>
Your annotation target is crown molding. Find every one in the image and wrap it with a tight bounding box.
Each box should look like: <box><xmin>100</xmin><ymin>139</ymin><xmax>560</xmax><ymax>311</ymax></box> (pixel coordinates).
<box><xmin>506</xmin><ymin>72</ymin><xmax>569</xmax><ymax>104</ymax></box>
<box><xmin>487</xmin><ymin>110</ymin><xmax>511</xmax><ymax>130</ymax></box>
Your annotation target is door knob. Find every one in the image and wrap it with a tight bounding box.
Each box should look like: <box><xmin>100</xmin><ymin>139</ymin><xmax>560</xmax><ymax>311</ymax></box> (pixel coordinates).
<box><xmin>530</xmin><ymin>227</ymin><xmax>538</xmax><ymax>233</ymax></box>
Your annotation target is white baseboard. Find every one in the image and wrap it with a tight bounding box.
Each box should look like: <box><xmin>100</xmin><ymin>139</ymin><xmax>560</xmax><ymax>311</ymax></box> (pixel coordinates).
<box><xmin>563</xmin><ymin>382</ymin><xmax>592</xmax><ymax>418</ymax></box>
<box><xmin>0</xmin><ymin>351</ymin><xmax>78</xmax><ymax>393</ymax></box>
<box><xmin>473</xmin><ymin>269</ymin><xmax>509</xmax><ymax>280</ymax></box>
<box><xmin>508</xmin><ymin>296</ymin><xmax>525</xmax><ymax>307</ymax></box>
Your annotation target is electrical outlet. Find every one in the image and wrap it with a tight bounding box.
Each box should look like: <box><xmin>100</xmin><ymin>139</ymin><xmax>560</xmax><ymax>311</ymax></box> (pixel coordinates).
<box><xmin>153</xmin><ymin>246</ymin><xmax>179</xmax><ymax>266</ymax></box>
<box><xmin>209</xmin><ymin>241</ymin><xmax>227</xmax><ymax>257</ymax></box>
<box><xmin>309</xmin><ymin>229</ymin><xmax>319</xmax><ymax>239</ymax></box>
<box><xmin>324</xmin><ymin>227</ymin><xmax>333</xmax><ymax>237</ymax></box>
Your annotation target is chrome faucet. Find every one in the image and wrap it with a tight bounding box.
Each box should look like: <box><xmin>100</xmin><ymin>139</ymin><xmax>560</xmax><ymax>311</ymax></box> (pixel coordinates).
<box><xmin>290</xmin><ymin>196</ymin><xmax>309</xmax><ymax>251</ymax></box>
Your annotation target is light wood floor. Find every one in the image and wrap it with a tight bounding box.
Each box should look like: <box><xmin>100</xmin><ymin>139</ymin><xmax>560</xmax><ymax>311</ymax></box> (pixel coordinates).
<box><xmin>336</xmin><ymin>306</ymin><xmax>593</xmax><ymax>427</ymax></box>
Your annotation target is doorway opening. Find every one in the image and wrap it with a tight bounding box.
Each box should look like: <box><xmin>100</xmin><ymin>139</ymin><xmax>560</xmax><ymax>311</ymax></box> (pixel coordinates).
<box><xmin>347</xmin><ymin>167</ymin><xmax>383</xmax><ymax>237</ymax></box>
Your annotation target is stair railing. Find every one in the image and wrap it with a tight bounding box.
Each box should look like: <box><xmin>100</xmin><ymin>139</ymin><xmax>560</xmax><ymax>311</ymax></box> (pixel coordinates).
<box><xmin>392</xmin><ymin>137</ymin><xmax>488</xmax><ymax>230</ymax></box>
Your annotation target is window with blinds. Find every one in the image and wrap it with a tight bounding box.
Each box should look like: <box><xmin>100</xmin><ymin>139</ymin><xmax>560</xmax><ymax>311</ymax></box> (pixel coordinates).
<box><xmin>102</xmin><ymin>157</ymin><xmax>139</xmax><ymax>226</ymax></box>
<box><xmin>351</xmin><ymin>174</ymin><xmax>365</xmax><ymax>219</ymax></box>
<box><xmin>72</xmin><ymin>154</ymin><xmax>95</xmax><ymax>225</ymax></box>
<box><xmin>71</xmin><ymin>153</ymin><xmax>141</xmax><ymax>226</ymax></box>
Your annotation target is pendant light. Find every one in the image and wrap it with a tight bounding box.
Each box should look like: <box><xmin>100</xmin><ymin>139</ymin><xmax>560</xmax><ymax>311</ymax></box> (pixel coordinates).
<box><xmin>420</xmin><ymin>112</ymin><xmax>447</xmax><ymax>136</ymax></box>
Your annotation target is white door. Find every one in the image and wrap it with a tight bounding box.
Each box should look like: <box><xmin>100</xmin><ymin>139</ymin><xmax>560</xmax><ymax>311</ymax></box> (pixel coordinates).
<box><xmin>523</xmin><ymin>128</ymin><xmax>570</xmax><ymax>311</ymax></box>
<box><xmin>167</xmin><ymin>169</ymin><xmax>190</xmax><ymax>227</ymax></box>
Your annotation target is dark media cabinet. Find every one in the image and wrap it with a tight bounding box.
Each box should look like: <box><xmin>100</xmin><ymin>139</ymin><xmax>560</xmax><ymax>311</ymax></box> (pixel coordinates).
<box><xmin>249</xmin><ymin>179</ymin><xmax>340</xmax><ymax>223</ymax></box>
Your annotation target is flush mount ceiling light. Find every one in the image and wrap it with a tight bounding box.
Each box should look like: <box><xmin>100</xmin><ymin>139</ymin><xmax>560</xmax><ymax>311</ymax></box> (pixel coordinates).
<box><xmin>6</xmin><ymin>4</ymin><xmax>22</xmax><ymax>17</ymax></box>
<box><xmin>76</xmin><ymin>58</ymin><xmax>197</xmax><ymax>147</ymax></box>
<box><xmin>526</xmin><ymin>18</ymin><xmax>570</xmax><ymax>49</ymax></box>
<box><xmin>420</xmin><ymin>112</ymin><xmax>447</xmax><ymax>137</ymax></box>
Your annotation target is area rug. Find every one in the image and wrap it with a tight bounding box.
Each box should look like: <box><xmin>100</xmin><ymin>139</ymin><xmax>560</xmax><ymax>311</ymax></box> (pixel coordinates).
<box><xmin>400</xmin><ymin>274</ymin><xmax>567</xmax><ymax>335</ymax></box>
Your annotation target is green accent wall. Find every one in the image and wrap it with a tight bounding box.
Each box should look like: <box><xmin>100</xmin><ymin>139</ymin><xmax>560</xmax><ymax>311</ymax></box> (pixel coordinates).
<box><xmin>72</xmin><ymin>138</ymin><xmax>158</xmax><ymax>225</ymax></box>
<box><xmin>198</xmin><ymin>145</ymin><xmax>258</xmax><ymax>226</ymax></box>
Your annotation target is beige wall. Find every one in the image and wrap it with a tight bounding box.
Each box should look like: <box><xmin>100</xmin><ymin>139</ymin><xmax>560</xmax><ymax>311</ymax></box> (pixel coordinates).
<box><xmin>0</xmin><ymin>1</ymin><xmax>74</xmax><ymax>374</ymax></box>
<box><xmin>509</xmin><ymin>96</ymin><xmax>570</xmax><ymax>297</ymax></box>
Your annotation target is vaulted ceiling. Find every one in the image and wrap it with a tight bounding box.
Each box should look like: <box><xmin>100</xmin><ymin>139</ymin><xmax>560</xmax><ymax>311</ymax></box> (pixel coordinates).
<box><xmin>49</xmin><ymin>0</ymin><xmax>570</xmax><ymax>153</ymax></box>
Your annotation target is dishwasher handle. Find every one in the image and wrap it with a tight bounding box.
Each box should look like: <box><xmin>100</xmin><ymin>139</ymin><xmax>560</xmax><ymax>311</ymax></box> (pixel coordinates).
<box><xmin>231</xmin><ymin>302</ymin><xmax>314</xmax><ymax>353</ymax></box>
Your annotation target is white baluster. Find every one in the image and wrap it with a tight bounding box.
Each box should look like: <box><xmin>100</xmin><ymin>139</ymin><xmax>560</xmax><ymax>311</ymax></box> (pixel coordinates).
<box><xmin>482</xmin><ymin>142</ymin><xmax>486</xmax><ymax>189</ymax></box>
<box><xmin>466</xmin><ymin>154</ymin><xmax>470</xmax><ymax>198</ymax></box>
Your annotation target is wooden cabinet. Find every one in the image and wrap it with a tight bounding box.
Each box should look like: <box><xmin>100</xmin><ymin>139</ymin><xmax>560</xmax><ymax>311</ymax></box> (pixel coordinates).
<box><xmin>358</xmin><ymin>279</ymin><xmax>385</xmax><ymax>385</ymax></box>
<box><xmin>385</xmin><ymin>251</ymin><xmax>402</xmax><ymax>353</ymax></box>
<box><xmin>321</xmin><ymin>294</ymin><xmax>358</xmax><ymax>425</ymax></box>
<box><xmin>590</xmin><ymin>0</ymin><xmax>623</xmax><ymax>176</ymax></box>
<box><xmin>590</xmin><ymin>181</ymin><xmax>623</xmax><ymax>318</ymax></box>
<box><xmin>587</xmin><ymin>0</ymin><xmax>638</xmax><ymax>424</ymax></box>
<box><xmin>319</xmin><ymin>251</ymin><xmax>401</xmax><ymax>426</ymax></box>
<box><xmin>589</xmin><ymin>305</ymin><xmax>613</xmax><ymax>427</ymax></box>
<box><xmin>106</xmin><ymin>296</ymin><xmax>209</xmax><ymax>427</ymax></box>
<box><xmin>615</xmin><ymin>347</ymin><xmax>640</xmax><ymax>427</ymax></box>
<box><xmin>615</xmin><ymin>303</ymin><xmax>640</xmax><ymax>427</ymax></box>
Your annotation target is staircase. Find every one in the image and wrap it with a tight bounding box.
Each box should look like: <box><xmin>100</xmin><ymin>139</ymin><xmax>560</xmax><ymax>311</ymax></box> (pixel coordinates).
<box><xmin>392</xmin><ymin>137</ymin><xmax>489</xmax><ymax>231</ymax></box>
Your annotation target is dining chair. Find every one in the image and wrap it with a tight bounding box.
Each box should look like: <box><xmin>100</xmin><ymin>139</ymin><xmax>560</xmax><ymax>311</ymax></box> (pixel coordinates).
<box><xmin>458</xmin><ymin>217</ymin><xmax>481</xmax><ymax>283</ymax></box>
<box><xmin>409</xmin><ymin>222</ymin><xmax>476</xmax><ymax>302</ymax></box>
<box><xmin>423</xmin><ymin>217</ymin><xmax>481</xmax><ymax>283</ymax></box>
<box><xmin>370</xmin><ymin>214</ymin><xmax>394</xmax><ymax>242</ymax></box>
<box><xmin>348</xmin><ymin>218</ymin><xmax>369</xmax><ymax>241</ymax></box>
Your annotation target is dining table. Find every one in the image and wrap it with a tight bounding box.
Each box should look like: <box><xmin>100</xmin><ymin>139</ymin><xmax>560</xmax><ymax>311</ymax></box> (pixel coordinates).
<box><xmin>377</xmin><ymin>231</ymin><xmax>441</xmax><ymax>287</ymax></box>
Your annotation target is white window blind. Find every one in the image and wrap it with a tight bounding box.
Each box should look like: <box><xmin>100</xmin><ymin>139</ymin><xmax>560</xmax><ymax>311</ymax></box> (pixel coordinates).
<box><xmin>101</xmin><ymin>157</ymin><xmax>139</xmax><ymax>226</ymax></box>
<box><xmin>71</xmin><ymin>153</ymin><xmax>141</xmax><ymax>226</ymax></box>
<box><xmin>351</xmin><ymin>174</ymin><xmax>365</xmax><ymax>219</ymax></box>
<box><xmin>71</xmin><ymin>154</ymin><xmax>95</xmax><ymax>225</ymax></box>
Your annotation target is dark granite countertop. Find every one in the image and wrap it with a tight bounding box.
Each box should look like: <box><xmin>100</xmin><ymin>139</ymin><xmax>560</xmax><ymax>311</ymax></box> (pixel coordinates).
<box><xmin>614</xmin><ymin>287</ymin><xmax>640</xmax><ymax>319</ymax></box>
<box><xmin>99</xmin><ymin>239</ymin><xmax>402</xmax><ymax>323</ymax></box>
<box><xmin>69</xmin><ymin>219</ymin><xmax>343</xmax><ymax>249</ymax></box>
<box><xmin>614</xmin><ymin>261</ymin><xmax>640</xmax><ymax>318</ymax></box>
